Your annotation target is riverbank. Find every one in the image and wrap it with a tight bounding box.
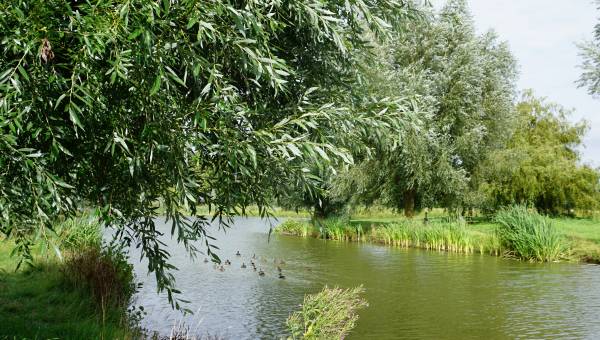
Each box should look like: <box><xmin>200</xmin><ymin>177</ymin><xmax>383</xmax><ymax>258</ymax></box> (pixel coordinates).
<box><xmin>0</xmin><ymin>218</ymin><xmax>138</xmax><ymax>339</ymax></box>
<box><xmin>275</xmin><ymin>213</ymin><xmax>600</xmax><ymax>263</ymax></box>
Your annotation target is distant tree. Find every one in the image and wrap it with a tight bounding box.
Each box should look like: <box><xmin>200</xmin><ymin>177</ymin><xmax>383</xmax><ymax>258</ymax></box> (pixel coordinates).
<box><xmin>0</xmin><ymin>0</ymin><xmax>414</xmax><ymax>307</ymax></box>
<box><xmin>478</xmin><ymin>92</ymin><xmax>600</xmax><ymax>216</ymax></box>
<box><xmin>578</xmin><ymin>0</ymin><xmax>600</xmax><ymax>96</ymax></box>
<box><xmin>334</xmin><ymin>0</ymin><xmax>517</xmax><ymax>217</ymax></box>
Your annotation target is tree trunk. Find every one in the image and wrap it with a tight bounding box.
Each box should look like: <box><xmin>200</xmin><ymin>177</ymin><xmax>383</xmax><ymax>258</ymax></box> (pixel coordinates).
<box><xmin>403</xmin><ymin>189</ymin><xmax>415</xmax><ymax>218</ymax></box>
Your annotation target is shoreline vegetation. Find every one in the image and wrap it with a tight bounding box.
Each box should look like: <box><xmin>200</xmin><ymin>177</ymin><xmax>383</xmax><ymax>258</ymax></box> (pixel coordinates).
<box><xmin>0</xmin><ymin>214</ymin><xmax>365</xmax><ymax>339</ymax></box>
<box><xmin>0</xmin><ymin>215</ymin><xmax>139</xmax><ymax>339</ymax></box>
<box><xmin>274</xmin><ymin>206</ymin><xmax>600</xmax><ymax>264</ymax></box>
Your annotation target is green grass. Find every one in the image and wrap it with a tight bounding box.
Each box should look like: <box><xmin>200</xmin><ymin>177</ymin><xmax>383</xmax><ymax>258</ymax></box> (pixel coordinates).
<box><xmin>276</xmin><ymin>209</ymin><xmax>600</xmax><ymax>262</ymax></box>
<box><xmin>286</xmin><ymin>286</ymin><xmax>368</xmax><ymax>340</ymax></box>
<box><xmin>0</xmin><ymin>236</ymin><xmax>136</xmax><ymax>339</ymax></box>
<box><xmin>370</xmin><ymin>221</ymin><xmax>503</xmax><ymax>255</ymax></box>
<box><xmin>495</xmin><ymin>206</ymin><xmax>567</xmax><ymax>262</ymax></box>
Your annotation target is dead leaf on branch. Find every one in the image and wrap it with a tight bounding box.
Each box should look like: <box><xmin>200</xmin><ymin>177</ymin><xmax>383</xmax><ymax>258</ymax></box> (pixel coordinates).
<box><xmin>40</xmin><ymin>38</ymin><xmax>54</xmax><ymax>63</ymax></box>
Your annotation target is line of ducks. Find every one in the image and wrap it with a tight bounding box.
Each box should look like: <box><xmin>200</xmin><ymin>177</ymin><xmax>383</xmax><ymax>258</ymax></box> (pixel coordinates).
<box><xmin>203</xmin><ymin>251</ymin><xmax>286</xmax><ymax>279</ymax></box>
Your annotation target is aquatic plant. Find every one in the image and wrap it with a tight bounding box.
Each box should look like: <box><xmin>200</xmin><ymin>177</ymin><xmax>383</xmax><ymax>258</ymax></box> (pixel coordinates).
<box><xmin>275</xmin><ymin>220</ymin><xmax>316</xmax><ymax>237</ymax></box>
<box><xmin>495</xmin><ymin>206</ymin><xmax>568</xmax><ymax>262</ymax></box>
<box><xmin>319</xmin><ymin>219</ymin><xmax>367</xmax><ymax>242</ymax></box>
<box><xmin>286</xmin><ymin>286</ymin><xmax>368</xmax><ymax>340</ymax></box>
<box><xmin>368</xmin><ymin>221</ymin><xmax>495</xmax><ymax>254</ymax></box>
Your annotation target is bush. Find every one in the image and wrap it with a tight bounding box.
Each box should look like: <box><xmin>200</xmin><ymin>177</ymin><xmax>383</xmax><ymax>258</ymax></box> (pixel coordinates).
<box><xmin>62</xmin><ymin>244</ymin><xmax>137</xmax><ymax>310</ymax></box>
<box><xmin>495</xmin><ymin>206</ymin><xmax>568</xmax><ymax>262</ymax></box>
<box><xmin>286</xmin><ymin>286</ymin><xmax>368</xmax><ymax>340</ymax></box>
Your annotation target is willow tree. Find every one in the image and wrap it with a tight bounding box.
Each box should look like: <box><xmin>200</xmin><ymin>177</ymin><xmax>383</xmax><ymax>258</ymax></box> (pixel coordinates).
<box><xmin>478</xmin><ymin>92</ymin><xmax>600</xmax><ymax>216</ymax></box>
<box><xmin>578</xmin><ymin>0</ymin><xmax>600</xmax><ymax>96</ymax></box>
<box><xmin>0</xmin><ymin>0</ymin><xmax>414</xmax><ymax>307</ymax></box>
<box><xmin>336</xmin><ymin>0</ymin><xmax>517</xmax><ymax>217</ymax></box>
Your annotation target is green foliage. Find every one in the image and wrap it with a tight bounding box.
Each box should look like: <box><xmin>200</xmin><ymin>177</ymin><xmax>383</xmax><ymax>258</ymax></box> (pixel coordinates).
<box><xmin>0</xmin><ymin>0</ymin><xmax>415</xmax><ymax>307</ymax></box>
<box><xmin>54</xmin><ymin>214</ymin><xmax>103</xmax><ymax>252</ymax></box>
<box><xmin>495</xmin><ymin>206</ymin><xmax>568</xmax><ymax>262</ymax></box>
<box><xmin>63</xmin><ymin>244</ymin><xmax>137</xmax><ymax>310</ymax></box>
<box><xmin>578</xmin><ymin>1</ymin><xmax>600</xmax><ymax>96</ymax></box>
<box><xmin>286</xmin><ymin>286</ymin><xmax>368</xmax><ymax>340</ymax></box>
<box><xmin>0</xmin><ymin>239</ymin><xmax>137</xmax><ymax>339</ymax></box>
<box><xmin>370</xmin><ymin>220</ymin><xmax>501</xmax><ymax>254</ymax></box>
<box><xmin>335</xmin><ymin>0</ymin><xmax>517</xmax><ymax>216</ymax></box>
<box><xmin>276</xmin><ymin>219</ymin><xmax>316</xmax><ymax>237</ymax></box>
<box><xmin>320</xmin><ymin>218</ymin><xmax>366</xmax><ymax>241</ymax></box>
<box><xmin>479</xmin><ymin>92</ymin><xmax>600</xmax><ymax>215</ymax></box>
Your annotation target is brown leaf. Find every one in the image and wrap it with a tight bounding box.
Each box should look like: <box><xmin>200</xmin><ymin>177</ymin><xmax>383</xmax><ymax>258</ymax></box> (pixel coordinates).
<box><xmin>40</xmin><ymin>38</ymin><xmax>54</xmax><ymax>63</ymax></box>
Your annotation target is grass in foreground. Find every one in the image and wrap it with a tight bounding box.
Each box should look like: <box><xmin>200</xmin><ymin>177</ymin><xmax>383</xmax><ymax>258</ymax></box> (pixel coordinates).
<box><xmin>0</xmin><ymin>217</ymin><xmax>137</xmax><ymax>339</ymax></box>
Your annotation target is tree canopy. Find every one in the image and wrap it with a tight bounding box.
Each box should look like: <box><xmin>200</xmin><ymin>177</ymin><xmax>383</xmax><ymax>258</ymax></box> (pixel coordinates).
<box><xmin>333</xmin><ymin>0</ymin><xmax>517</xmax><ymax>217</ymax></box>
<box><xmin>478</xmin><ymin>91</ymin><xmax>600</xmax><ymax>215</ymax></box>
<box><xmin>0</xmin><ymin>0</ymin><xmax>417</xmax><ymax>308</ymax></box>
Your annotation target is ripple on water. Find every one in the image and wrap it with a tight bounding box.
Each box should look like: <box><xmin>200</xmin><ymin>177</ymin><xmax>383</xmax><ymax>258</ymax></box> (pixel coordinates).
<box><xmin>125</xmin><ymin>217</ymin><xmax>600</xmax><ymax>340</ymax></box>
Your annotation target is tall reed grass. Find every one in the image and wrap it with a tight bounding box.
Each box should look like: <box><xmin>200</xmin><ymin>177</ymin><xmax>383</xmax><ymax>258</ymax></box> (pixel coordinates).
<box><xmin>495</xmin><ymin>206</ymin><xmax>568</xmax><ymax>262</ymax></box>
<box><xmin>276</xmin><ymin>219</ymin><xmax>502</xmax><ymax>255</ymax></box>
<box><xmin>276</xmin><ymin>220</ymin><xmax>317</xmax><ymax>237</ymax></box>
<box><xmin>54</xmin><ymin>214</ymin><xmax>103</xmax><ymax>251</ymax></box>
<box><xmin>286</xmin><ymin>286</ymin><xmax>367</xmax><ymax>339</ymax></box>
<box><xmin>369</xmin><ymin>221</ymin><xmax>501</xmax><ymax>255</ymax></box>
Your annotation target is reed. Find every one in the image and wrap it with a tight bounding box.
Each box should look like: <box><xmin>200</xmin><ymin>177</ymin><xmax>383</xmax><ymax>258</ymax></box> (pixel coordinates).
<box><xmin>275</xmin><ymin>220</ymin><xmax>317</xmax><ymax>237</ymax></box>
<box><xmin>495</xmin><ymin>206</ymin><xmax>568</xmax><ymax>262</ymax></box>
<box><xmin>369</xmin><ymin>221</ymin><xmax>492</xmax><ymax>254</ymax></box>
<box><xmin>286</xmin><ymin>286</ymin><xmax>368</xmax><ymax>340</ymax></box>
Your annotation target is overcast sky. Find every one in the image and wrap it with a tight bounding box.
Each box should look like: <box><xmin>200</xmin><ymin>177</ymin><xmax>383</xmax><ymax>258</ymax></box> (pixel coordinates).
<box><xmin>432</xmin><ymin>1</ymin><xmax>600</xmax><ymax>166</ymax></box>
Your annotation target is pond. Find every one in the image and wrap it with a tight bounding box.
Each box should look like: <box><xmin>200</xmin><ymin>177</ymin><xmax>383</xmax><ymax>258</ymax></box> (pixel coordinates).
<box><xmin>130</xmin><ymin>217</ymin><xmax>600</xmax><ymax>339</ymax></box>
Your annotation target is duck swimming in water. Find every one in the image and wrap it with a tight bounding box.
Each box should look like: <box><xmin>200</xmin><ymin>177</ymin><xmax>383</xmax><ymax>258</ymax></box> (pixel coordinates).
<box><xmin>258</xmin><ymin>269</ymin><xmax>265</xmax><ymax>276</ymax></box>
<box><xmin>241</xmin><ymin>263</ymin><xmax>247</xmax><ymax>269</ymax></box>
<box><xmin>235</xmin><ymin>251</ymin><xmax>241</xmax><ymax>256</ymax></box>
<box><xmin>278</xmin><ymin>273</ymin><xmax>285</xmax><ymax>279</ymax></box>
<box><xmin>224</xmin><ymin>259</ymin><xmax>231</xmax><ymax>265</ymax></box>
<box><xmin>203</xmin><ymin>258</ymin><xmax>209</xmax><ymax>263</ymax></box>
<box><xmin>218</xmin><ymin>265</ymin><xmax>225</xmax><ymax>272</ymax></box>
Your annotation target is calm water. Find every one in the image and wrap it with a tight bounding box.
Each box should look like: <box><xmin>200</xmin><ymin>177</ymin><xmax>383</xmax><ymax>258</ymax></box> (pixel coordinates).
<box><xmin>129</xmin><ymin>217</ymin><xmax>600</xmax><ymax>339</ymax></box>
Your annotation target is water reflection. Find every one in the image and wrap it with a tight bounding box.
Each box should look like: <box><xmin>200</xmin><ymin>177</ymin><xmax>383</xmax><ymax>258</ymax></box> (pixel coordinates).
<box><xmin>127</xmin><ymin>217</ymin><xmax>600</xmax><ymax>339</ymax></box>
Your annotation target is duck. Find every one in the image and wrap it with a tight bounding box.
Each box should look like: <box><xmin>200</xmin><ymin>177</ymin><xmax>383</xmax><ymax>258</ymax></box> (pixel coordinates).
<box><xmin>218</xmin><ymin>265</ymin><xmax>225</xmax><ymax>272</ymax></box>
<box><xmin>241</xmin><ymin>263</ymin><xmax>247</xmax><ymax>269</ymax></box>
<box><xmin>224</xmin><ymin>259</ymin><xmax>231</xmax><ymax>265</ymax></box>
<box><xmin>258</xmin><ymin>269</ymin><xmax>265</xmax><ymax>276</ymax></box>
<box><xmin>203</xmin><ymin>258</ymin><xmax>209</xmax><ymax>263</ymax></box>
<box><xmin>278</xmin><ymin>273</ymin><xmax>285</xmax><ymax>279</ymax></box>
<box><xmin>235</xmin><ymin>251</ymin><xmax>241</xmax><ymax>256</ymax></box>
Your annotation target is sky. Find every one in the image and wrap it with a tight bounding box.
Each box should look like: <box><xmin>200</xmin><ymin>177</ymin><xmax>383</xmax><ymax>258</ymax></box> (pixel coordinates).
<box><xmin>432</xmin><ymin>0</ymin><xmax>600</xmax><ymax>166</ymax></box>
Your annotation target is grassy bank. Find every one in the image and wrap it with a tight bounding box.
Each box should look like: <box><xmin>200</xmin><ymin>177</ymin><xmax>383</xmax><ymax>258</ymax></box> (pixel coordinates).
<box><xmin>276</xmin><ymin>208</ymin><xmax>600</xmax><ymax>263</ymax></box>
<box><xmin>0</xmin><ymin>217</ymin><xmax>138</xmax><ymax>339</ymax></box>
